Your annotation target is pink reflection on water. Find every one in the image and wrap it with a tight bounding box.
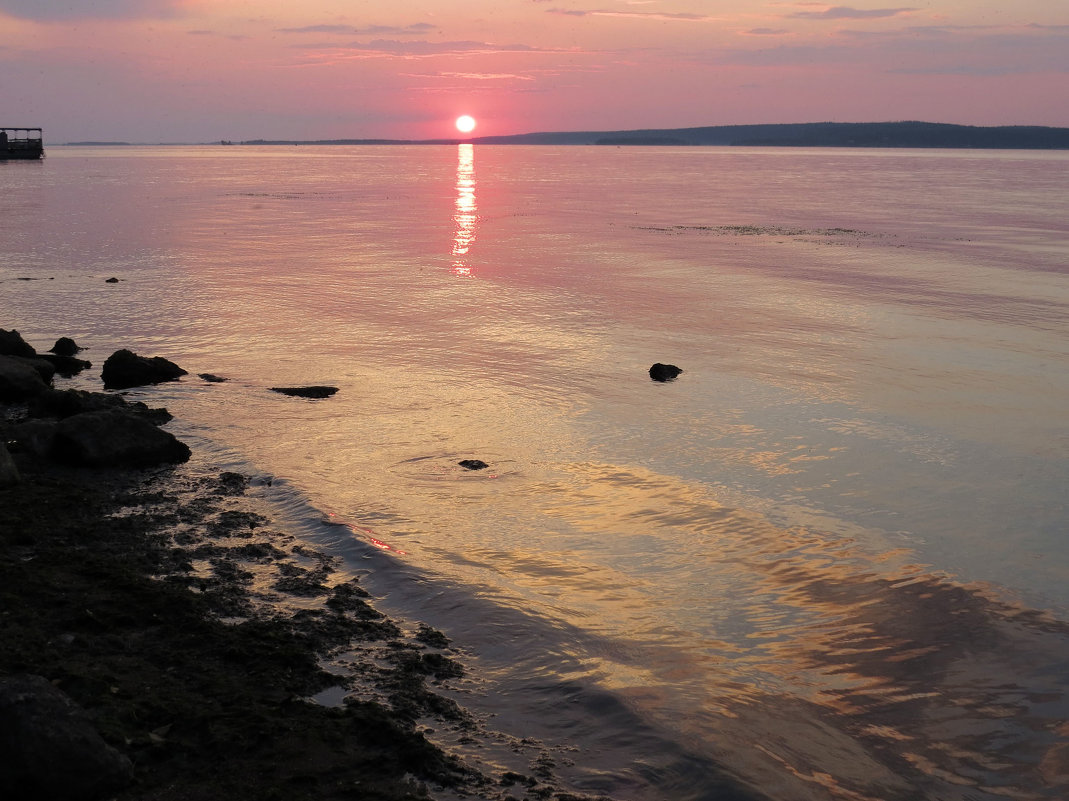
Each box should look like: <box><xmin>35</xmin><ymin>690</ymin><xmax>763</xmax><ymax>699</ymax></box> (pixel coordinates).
<box><xmin>325</xmin><ymin>512</ymin><xmax>408</xmax><ymax>555</ymax></box>
<box><xmin>451</xmin><ymin>143</ymin><xmax>477</xmax><ymax>278</ymax></box>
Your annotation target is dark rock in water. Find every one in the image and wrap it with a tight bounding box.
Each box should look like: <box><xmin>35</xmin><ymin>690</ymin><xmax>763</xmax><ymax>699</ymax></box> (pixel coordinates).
<box><xmin>28</xmin><ymin>388</ymin><xmax>126</xmax><ymax>419</ymax></box>
<box><xmin>49</xmin><ymin>337</ymin><xmax>83</xmax><ymax>356</ymax></box>
<box><xmin>13</xmin><ymin>356</ymin><xmax>57</xmax><ymax>384</ymax></box>
<box><xmin>40</xmin><ymin>354</ymin><xmax>92</xmax><ymax>377</ymax></box>
<box><xmin>649</xmin><ymin>363</ymin><xmax>683</xmax><ymax>382</ymax></box>
<box><xmin>0</xmin><ymin>674</ymin><xmax>134</xmax><ymax>801</ymax></box>
<box><xmin>269</xmin><ymin>386</ymin><xmax>338</xmax><ymax>399</ymax></box>
<box><xmin>458</xmin><ymin>459</ymin><xmax>489</xmax><ymax>470</ymax></box>
<box><xmin>105</xmin><ymin>277</ymin><xmax>119</xmax><ymax>283</ymax></box>
<box><xmin>0</xmin><ymin>355</ymin><xmax>50</xmax><ymax>401</ymax></box>
<box><xmin>102</xmin><ymin>349</ymin><xmax>187</xmax><ymax>389</ymax></box>
<box><xmin>0</xmin><ymin>328</ymin><xmax>36</xmax><ymax>358</ymax></box>
<box><xmin>198</xmin><ymin>373</ymin><xmax>228</xmax><ymax>383</ymax></box>
<box><xmin>26</xmin><ymin>388</ymin><xmax>169</xmax><ymax>424</ymax></box>
<box><xmin>49</xmin><ymin>408</ymin><xmax>191</xmax><ymax>467</ymax></box>
<box><xmin>0</xmin><ymin>442</ymin><xmax>19</xmax><ymax>486</ymax></box>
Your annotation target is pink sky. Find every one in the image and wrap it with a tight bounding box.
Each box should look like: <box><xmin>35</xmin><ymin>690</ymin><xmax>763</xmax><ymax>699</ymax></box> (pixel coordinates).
<box><xmin>2</xmin><ymin>1</ymin><xmax>1067</xmax><ymax>142</ymax></box>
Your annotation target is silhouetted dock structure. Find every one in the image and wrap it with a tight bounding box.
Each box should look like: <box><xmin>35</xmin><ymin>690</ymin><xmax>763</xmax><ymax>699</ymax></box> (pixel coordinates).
<box><xmin>1</xmin><ymin>128</ymin><xmax>44</xmax><ymax>159</ymax></box>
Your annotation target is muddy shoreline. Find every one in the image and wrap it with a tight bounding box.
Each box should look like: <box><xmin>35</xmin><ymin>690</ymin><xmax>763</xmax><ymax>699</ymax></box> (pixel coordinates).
<box><xmin>0</xmin><ymin>387</ymin><xmax>609</xmax><ymax>800</ymax></box>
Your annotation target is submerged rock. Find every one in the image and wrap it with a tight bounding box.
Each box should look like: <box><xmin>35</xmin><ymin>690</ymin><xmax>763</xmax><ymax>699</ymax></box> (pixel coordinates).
<box><xmin>0</xmin><ymin>328</ymin><xmax>36</xmax><ymax>358</ymax></box>
<box><xmin>102</xmin><ymin>349</ymin><xmax>187</xmax><ymax>390</ymax></box>
<box><xmin>458</xmin><ymin>459</ymin><xmax>489</xmax><ymax>471</ymax></box>
<box><xmin>40</xmin><ymin>354</ymin><xmax>92</xmax><ymax>378</ymax></box>
<box><xmin>649</xmin><ymin>363</ymin><xmax>683</xmax><ymax>382</ymax></box>
<box><xmin>49</xmin><ymin>337</ymin><xmax>83</xmax><ymax>357</ymax></box>
<box><xmin>105</xmin><ymin>277</ymin><xmax>119</xmax><ymax>283</ymax></box>
<box><xmin>50</xmin><ymin>408</ymin><xmax>191</xmax><ymax>468</ymax></box>
<box><xmin>269</xmin><ymin>386</ymin><xmax>338</xmax><ymax>399</ymax></box>
<box><xmin>0</xmin><ymin>674</ymin><xmax>134</xmax><ymax>801</ymax></box>
<box><xmin>198</xmin><ymin>373</ymin><xmax>228</xmax><ymax>383</ymax></box>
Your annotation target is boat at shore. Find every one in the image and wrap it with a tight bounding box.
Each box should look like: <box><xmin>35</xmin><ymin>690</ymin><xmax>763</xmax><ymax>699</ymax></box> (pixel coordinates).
<box><xmin>1</xmin><ymin>127</ymin><xmax>44</xmax><ymax>159</ymax></box>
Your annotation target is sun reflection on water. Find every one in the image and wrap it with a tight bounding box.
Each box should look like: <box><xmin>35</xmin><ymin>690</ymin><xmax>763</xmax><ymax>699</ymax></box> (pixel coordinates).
<box><xmin>451</xmin><ymin>143</ymin><xmax>477</xmax><ymax>277</ymax></box>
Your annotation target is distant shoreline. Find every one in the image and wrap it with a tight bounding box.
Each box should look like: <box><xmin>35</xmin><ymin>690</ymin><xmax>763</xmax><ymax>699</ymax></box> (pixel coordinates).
<box><xmin>58</xmin><ymin>121</ymin><xmax>1069</xmax><ymax>150</ymax></box>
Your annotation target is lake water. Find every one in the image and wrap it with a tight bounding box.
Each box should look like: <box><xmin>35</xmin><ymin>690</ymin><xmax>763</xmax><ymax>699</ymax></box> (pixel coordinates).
<box><xmin>3</xmin><ymin>144</ymin><xmax>1069</xmax><ymax>800</ymax></box>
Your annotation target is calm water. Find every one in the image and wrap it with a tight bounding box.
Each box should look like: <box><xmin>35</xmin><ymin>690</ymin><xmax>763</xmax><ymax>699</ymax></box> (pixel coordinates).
<box><xmin>3</xmin><ymin>145</ymin><xmax>1069</xmax><ymax>800</ymax></box>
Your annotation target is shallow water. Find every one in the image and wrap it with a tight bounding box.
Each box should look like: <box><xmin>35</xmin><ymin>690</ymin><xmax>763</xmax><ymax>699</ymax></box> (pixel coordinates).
<box><xmin>3</xmin><ymin>144</ymin><xmax>1069</xmax><ymax>799</ymax></box>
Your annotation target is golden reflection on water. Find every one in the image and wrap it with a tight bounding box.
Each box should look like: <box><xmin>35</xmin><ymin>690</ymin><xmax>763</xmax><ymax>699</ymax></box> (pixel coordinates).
<box><xmin>451</xmin><ymin>143</ymin><xmax>477</xmax><ymax>278</ymax></box>
<box><xmin>534</xmin><ymin>460</ymin><xmax>1069</xmax><ymax>798</ymax></box>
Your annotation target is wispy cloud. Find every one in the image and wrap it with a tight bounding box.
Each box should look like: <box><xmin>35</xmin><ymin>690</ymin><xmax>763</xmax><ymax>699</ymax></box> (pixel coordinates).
<box><xmin>788</xmin><ymin>6</ymin><xmax>916</xmax><ymax>20</ymax></box>
<box><xmin>437</xmin><ymin>71</ymin><xmax>536</xmax><ymax>81</ymax></box>
<box><xmin>710</xmin><ymin>25</ymin><xmax>1069</xmax><ymax>75</ymax></box>
<box><xmin>744</xmin><ymin>28</ymin><xmax>791</xmax><ymax>37</ymax></box>
<box><xmin>547</xmin><ymin>8</ymin><xmax>715</xmax><ymax>22</ymax></box>
<box><xmin>277</xmin><ymin>23</ymin><xmax>437</xmax><ymax>36</ymax></box>
<box><xmin>292</xmin><ymin>39</ymin><xmax>574</xmax><ymax>62</ymax></box>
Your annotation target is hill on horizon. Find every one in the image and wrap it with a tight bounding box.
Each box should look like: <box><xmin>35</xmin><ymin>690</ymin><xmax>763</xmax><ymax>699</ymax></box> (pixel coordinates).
<box><xmin>237</xmin><ymin>121</ymin><xmax>1069</xmax><ymax>150</ymax></box>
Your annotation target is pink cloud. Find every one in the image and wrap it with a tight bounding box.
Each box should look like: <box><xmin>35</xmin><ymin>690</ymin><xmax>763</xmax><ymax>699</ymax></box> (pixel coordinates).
<box><xmin>547</xmin><ymin>8</ymin><xmax>714</xmax><ymax>22</ymax></box>
<box><xmin>789</xmin><ymin>6</ymin><xmax>916</xmax><ymax>20</ymax></box>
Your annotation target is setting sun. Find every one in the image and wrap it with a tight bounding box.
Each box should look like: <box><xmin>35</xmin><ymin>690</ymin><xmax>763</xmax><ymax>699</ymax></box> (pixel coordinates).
<box><xmin>455</xmin><ymin>115</ymin><xmax>476</xmax><ymax>134</ymax></box>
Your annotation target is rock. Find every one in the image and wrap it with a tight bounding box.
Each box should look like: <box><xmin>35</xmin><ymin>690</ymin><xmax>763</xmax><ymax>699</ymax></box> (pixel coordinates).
<box><xmin>49</xmin><ymin>337</ymin><xmax>83</xmax><ymax>356</ymax></box>
<box><xmin>8</xmin><ymin>419</ymin><xmax>58</xmax><ymax>459</ymax></box>
<box><xmin>458</xmin><ymin>459</ymin><xmax>489</xmax><ymax>470</ymax></box>
<box><xmin>13</xmin><ymin>355</ymin><xmax>57</xmax><ymax>384</ymax></box>
<box><xmin>26</xmin><ymin>387</ymin><xmax>175</xmax><ymax>426</ymax></box>
<box><xmin>198</xmin><ymin>373</ymin><xmax>228</xmax><ymax>383</ymax></box>
<box><xmin>101</xmin><ymin>349</ymin><xmax>187</xmax><ymax>390</ymax></box>
<box><xmin>0</xmin><ymin>355</ymin><xmax>50</xmax><ymax>401</ymax></box>
<box><xmin>0</xmin><ymin>442</ymin><xmax>19</xmax><ymax>486</ymax></box>
<box><xmin>269</xmin><ymin>386</ymin><xmax>338</xmax><ymax>399</ymax></box>
<box><xmin>0</xmin><ymin>674</ymin><xmax>133</xmax><ymax>801</ymax></box>
<box><xmin>649</xmin><ymin>363</ymin><xmax>683</xmax><ymax>382</ymax></box>
<box><xmin>28</xmin><ymin>388</ymin><xmax>127</xmax><ymax>419</ymax></box>
<box><xmin>0</xmin><ymin>328</ymin><xmax>36</xmax><ymax>357</ymax></box>
<box><xmin>105</xmin><ymin>277</ymin><xmax>119</xmax><ymax>283</ymax></box>
<box><xmin>49</xmin><ymin>408</ymin><xmax>191</xmax><ymax>467</ymax></box>
<box><xmin>39</xmin><ymin>354</ymin><xmax>92</xmax><ymax>377</ymax></box>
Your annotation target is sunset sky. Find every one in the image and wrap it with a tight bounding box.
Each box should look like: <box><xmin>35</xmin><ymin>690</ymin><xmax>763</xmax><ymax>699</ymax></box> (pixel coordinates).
<box><xmin>2</xmin><ymin>1</ymin><xmax>1067</xmax><ymax>142</ymax></box>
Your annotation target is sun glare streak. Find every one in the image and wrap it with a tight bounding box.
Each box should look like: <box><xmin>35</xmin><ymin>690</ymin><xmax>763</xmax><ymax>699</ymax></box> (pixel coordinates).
<box><xmin>451</xmin><ymin>143</ymin><xmax>477</xmax><ymax>278</ymax></box>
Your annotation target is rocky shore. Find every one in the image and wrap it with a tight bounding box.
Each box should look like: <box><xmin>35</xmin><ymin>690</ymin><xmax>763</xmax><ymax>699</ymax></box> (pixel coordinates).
<box><xmin>0</xmin><ymin>329</ymin><xmax>608</xmax><ymax>801</ymax></box>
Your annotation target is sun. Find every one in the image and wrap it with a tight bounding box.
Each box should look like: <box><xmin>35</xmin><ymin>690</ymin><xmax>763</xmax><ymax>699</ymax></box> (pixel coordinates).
<box><xmin>455</xmin><ymin>115</ymin><xmax>476</xmax><ymax>134</ymax></box>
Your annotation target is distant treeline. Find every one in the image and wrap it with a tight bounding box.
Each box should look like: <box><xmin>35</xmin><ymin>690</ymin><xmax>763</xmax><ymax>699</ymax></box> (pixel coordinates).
<box><xmin>239</xmin><ymin>122</ymin><xmax>1069</xmax><ymax>150</ymax></box>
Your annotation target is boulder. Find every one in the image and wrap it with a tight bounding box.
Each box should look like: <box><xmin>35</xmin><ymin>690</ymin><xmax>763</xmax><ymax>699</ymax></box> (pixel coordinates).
<box><xmin>40</xmin><ymin>354</ymin><xmax>92</xmax><ymax>377</ymax></box>
<box><xmin>0</xmin><ymin>442</ymin><xmax>19</xmax><ymax>486</ymax></box>
<box><xmin>0</xmin><ymin>674</ymin><xmax>133</xmax><ymax>801</ymax></box>
<box><xmin>28</xmin><ymin>388</ymin><xmax>128</xmax><ymax>419</ymax></box>
<box><xmin>50</xmin><ymin>408</ymin><xmax>191</xmax><ymax>467</ymax></box>
<box><xmin>14</xmin><ymin>356</ymin><xmax>57</xmax><ymax>384</ymax></box>
<box><xmin>49</xmin><ymin>336</ymin><xmax>83</xmax><ymax>356</ymax></box>
<box><xmin>649</xmin><ymin>363</ymin><xmax>683</xmax><ymax>382</ymax></box>
<box><xmin>0</xmin><ymin>355</ymin><xmax>50</xmax><ymax>401</ymax></box>
<box><xmin>8</xmin><ymin>419</ymin><xmax>58</xmax><ymax>459</ymax></box>
<box><xmin>458</xmin><ymin>459</ymin><xmax>489</xmax><ymax>471</ymax></box>
<box><xmin>269</xmin><ymin>386</ymin><xmax>338</xmax><ymax>399</ymax></box>
<box><xmin>26</xmin><ymin>388</ymin><xmax>173</xmax><ymax>425</ymax></box>
<box><xmin>101</xmin><ymin>349</ymin><xmax>187</xmax><ymax>390</ymax></box>
<box><xmin>0</xmin><ymin>328</ymin><xmax>36</xmax><ymax>357</ymax></box>
<box><xmin>198</xmin><ymin>373</ymin><xmax>228</xmax><ymax>383</ymax></box>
